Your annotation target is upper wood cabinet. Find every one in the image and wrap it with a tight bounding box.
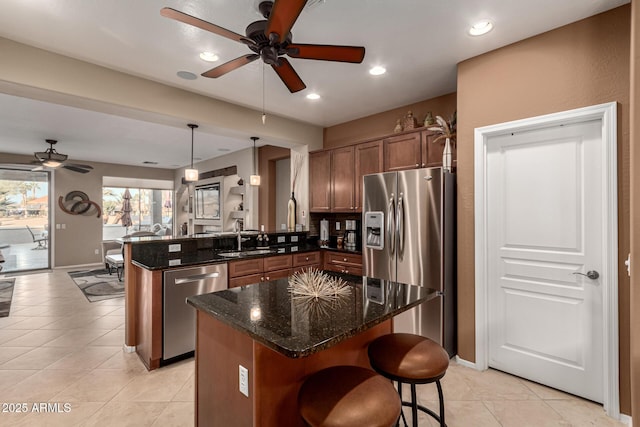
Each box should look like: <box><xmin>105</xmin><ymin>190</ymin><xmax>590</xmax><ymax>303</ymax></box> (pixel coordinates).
<box><xmin>383</xmin><ymin>132</ymin><xmax>422</xmax><ymax>171</ymax></box>
<box><xmin>330</xmin><ymin>146</ymin><xmax>355</xmax><ymax>212</ymax></box>
<box><xmin>309</xmin><ymin>150</ymin><xmax>331</xmax><ymax>212</ymax></box>
<box><xmin>422</xmin><ymin>131</ymin><xmax>456</xmax><ymax>169</ymax></box>
<box><xmin>354</xmin><ymin>140</ymin><xmax>383</xmax><ymax>211</ymax></box>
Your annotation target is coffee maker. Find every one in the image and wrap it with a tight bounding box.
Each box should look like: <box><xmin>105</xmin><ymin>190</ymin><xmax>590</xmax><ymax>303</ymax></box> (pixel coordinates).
<box><xmin>344</xmin><ymin>220</ymin><xmax>359</xmax><ymax>250</ymax></box>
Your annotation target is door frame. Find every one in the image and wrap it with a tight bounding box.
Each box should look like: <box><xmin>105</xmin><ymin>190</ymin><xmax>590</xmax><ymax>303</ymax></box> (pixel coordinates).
<box><xmin>473</xmin><ymin>102</ymin><xmax>619</xmax><ymax>417</ymax></box>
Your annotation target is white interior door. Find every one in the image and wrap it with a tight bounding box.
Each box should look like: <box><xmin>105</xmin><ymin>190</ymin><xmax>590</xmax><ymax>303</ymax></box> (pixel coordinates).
<box><xmin>486</xmin><ymin>120</ymin><xmax>604</xmax><ymax>402</ymax></box>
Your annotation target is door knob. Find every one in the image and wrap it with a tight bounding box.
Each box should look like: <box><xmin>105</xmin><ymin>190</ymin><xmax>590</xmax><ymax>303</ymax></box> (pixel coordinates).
<box><xmin>573</xmin><ymin>270</ymin><xmax>599</xmax><ymax>280</ymax></box>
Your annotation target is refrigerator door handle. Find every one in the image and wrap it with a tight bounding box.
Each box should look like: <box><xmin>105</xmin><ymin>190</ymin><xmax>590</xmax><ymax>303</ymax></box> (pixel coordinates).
<box><xmin>397</xmin><ymin>192</ymin><xmax>405</xmax><ymax>257</ymax></box>
<box><xmin>387</xmin><ymin>195</ymin><xmax>395</xmax><ymax>255</ymax></box>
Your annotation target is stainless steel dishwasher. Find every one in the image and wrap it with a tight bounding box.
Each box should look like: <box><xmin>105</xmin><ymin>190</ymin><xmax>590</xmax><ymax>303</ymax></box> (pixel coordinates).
<box><xmin>163</xmin><ymin>263</ymin><xmax>228</xmax><ymax>362</ymax></box>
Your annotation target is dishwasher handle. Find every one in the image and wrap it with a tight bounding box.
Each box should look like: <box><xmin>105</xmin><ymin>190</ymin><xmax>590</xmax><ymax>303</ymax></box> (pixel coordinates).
<box><xmin>174</xmin><ymin>272</ymin><xmax>220</xmax><ymax>285</ymax></box>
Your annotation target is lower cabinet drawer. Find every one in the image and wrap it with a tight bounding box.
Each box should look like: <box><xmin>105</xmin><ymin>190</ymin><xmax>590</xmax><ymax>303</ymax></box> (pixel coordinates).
<box><xmin>324</xmin><ymin>263</ymin><xmax>363</xmax><ymax>276</ymax></box>
<box><xmin>292</xmin><ymin>251</ymin><xmax>321</xmax><ymax>267</ymax></box>
<box><xmin>229</xmin><ymin>258</ymin><xmax>264</xmax><ymax>278</ymax></box>
<box><xmin>263</xmin><ymin>268</ymin><xmax>292</xmax><ymax>282</ymax></box>
<box><xmin>325</xmin><ymin>251</ymin><xmax>362</xmax><ymax>267</ymax></box>
<box><xmin>229</xmin><ymin>273</ymin><xmax>263</xmax><ymax>288</ymax></box>
<box><xmin>264</xmin><ymin>255</ymin><xmax>293</xmax><ymax>272</ymax></box>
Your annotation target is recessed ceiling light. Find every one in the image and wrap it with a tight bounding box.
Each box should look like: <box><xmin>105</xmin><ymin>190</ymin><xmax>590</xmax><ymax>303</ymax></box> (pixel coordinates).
<box><xmin>469</xmin><ymin>20</ymin><xmax>494</xmax><ymax>36</ymax></box>
<box><xmin>199</xmin><ymin>52</ymin><xmax>219</xmax><ymax>62</ymax></box>
<box><xmin>369</xmin><ymin>66</ymin><xmax>386</xmax><ymax>76</ymax></box>
<box><xmin>177</xmin><ymin>71</ymin><xmax>197</xmax><ymax>80</ymax></box>
<box><xmin>306</xmin><ymin>93</ymin><xmax>321</xmax><ymax>100</ymax></box>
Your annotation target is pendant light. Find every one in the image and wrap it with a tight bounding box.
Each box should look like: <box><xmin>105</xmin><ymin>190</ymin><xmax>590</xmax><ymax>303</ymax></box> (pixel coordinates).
<box><xmin>250</xmin><ymin>136</ymin><xmax>261</xmax><ymax>186</ymax></box>
<box><xmin>184</xmin><ymin>123</ymin><xmax>199</xmax><ymax>182</ymax></box>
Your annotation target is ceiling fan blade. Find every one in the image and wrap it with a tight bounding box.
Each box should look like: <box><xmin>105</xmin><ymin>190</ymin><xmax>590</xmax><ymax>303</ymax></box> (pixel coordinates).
<box><xmin>202</xmin><ymin>54</ymin><xmax>259</xmax><ymax>78</ymax></box>
<box><xmin>288</xmin><ymin>44</ymin><xmax>365</xmax><ymax>63</ymax></box>
<box><xmin>272</xmin><ymin>58</ymin><xmax>306</xmax><ymax>93</ymax></box>
<box><xmin>31</xmin><ymin>165</ymin><xmax>44</xmax><ymax>172</ymax></box>
<box><xmin>160</xmin><ymin>7</ymin><xmax>246</xmax><ymax>44</ymax></box>
<box><xmin>265</xmin><ymin>0</ymin><xmax>307</xmax><ymax>44</ymax></box>
<box><xmin>62</xmin><ymin>164</ymin><xmax>91</xmax><ymax>174</ymax></box>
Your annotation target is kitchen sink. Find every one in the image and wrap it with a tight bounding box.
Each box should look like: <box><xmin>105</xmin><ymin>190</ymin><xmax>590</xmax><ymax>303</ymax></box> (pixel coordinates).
<box><xmin>217</xmin><ymin>248</ymin><xmax>275</xmax><ymax>258</ymax></box>
<box><xmin>242</xmin><ymin>249</ymin><xmax>275</xmax><ymax>256</ymax></box>
<box><xmin>218</xmin><ymin>251</ymin><xmax>243</xmax><ymax>258</ymax></box>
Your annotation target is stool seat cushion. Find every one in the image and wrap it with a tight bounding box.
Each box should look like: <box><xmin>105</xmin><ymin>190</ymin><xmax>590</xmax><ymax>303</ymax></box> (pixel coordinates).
<box><xmin>298</xmin><ymin>365</ymin><xmax>401</xmax><ymax>427</ymax></box>
<box><xmin>368</xmin><ymin>333</ymin><xmax>449</xmax><ymax>381</ymax></box>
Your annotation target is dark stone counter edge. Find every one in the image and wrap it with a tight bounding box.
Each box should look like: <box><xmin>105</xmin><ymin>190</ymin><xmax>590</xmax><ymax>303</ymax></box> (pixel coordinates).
<box><xmin>187</xmin><ymin>283</ymin><xmax>436</xmax><ymax>359</ymax></box>
<box><xmin>130</xmin><ymin>245</ymin><xmax>322</xmax><ymax>271</ymax></box>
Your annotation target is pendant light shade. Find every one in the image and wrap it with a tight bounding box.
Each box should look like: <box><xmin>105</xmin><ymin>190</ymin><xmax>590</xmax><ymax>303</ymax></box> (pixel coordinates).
<box><xmin>250</xmin><ymin>136</ymin><xmax>260</xmax><ymax>186</ymax></box>
<box><xmin>185</xmin><ymin>123</ymin><xmax>199</xmax><ymax>182</ymax></box>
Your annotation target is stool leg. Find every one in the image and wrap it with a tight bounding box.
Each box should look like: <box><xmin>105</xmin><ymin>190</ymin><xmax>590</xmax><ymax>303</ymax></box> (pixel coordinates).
<box><xmin>436</xmin><ymin>380</ymin><xmax>445</xmax><ymax>427</ymax></box>
<box><xmin>410</xmin><ymin>384</ymin><xmax>418</xmax><ymax>427</ymax></box>
<box><xmin>397</xmin><ymin>381</ymin><xmax>408</xmax><ymax>427</ymax></box>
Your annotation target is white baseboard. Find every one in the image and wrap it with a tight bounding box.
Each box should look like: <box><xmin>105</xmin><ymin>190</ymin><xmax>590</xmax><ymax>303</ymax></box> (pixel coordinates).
<box><xmin>454</xmin><ymin>356</ymin><xmax>479</xmax><ymax>370</ymax></box>
<box><xmin>619</xmin><ymin>414</ymin><xmax>632</xmax><ymax>426</ymax></box>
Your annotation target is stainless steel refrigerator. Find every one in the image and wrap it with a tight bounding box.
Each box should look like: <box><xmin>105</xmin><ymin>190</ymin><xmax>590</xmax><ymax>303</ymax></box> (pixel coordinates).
<box><xmin>363</xmin><ymin>167</ymin><xmax>456</xmax><ymax>356</ymax></box>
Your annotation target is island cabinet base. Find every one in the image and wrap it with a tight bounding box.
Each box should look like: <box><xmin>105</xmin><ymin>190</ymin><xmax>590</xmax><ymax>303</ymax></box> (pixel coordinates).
<box><xmin>195</xmin><ymin>311</ymin><xmax>392</xmax><ymax>427</ymax></box>
<box><xmin>133</xmin><ymin>265</ymin><xmax>163</xmax><ymax>370</ymax></box>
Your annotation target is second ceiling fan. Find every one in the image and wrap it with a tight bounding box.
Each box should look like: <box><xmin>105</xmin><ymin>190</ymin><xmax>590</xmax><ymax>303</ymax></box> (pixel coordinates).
<box><xmin>161</xmin><ymin>0</ymin><xmax>366</xmax><ymax>93</ymax></box>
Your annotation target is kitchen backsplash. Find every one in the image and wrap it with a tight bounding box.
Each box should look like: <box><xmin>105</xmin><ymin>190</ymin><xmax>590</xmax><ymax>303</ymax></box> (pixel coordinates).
<box><xmin>309</xmin><ymin>212</ymin><xmax>360</xmax><ymax>237</ymax></box>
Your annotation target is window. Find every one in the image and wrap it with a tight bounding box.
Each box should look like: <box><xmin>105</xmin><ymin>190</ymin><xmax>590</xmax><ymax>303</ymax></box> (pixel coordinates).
<box><xmin>102</xmin><ymin>187</ymin><xmax>173</xmax><ymax>239</ymax></box>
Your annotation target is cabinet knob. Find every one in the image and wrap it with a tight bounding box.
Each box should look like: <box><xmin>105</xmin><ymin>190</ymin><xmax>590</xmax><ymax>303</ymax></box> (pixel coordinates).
<box><xmin>422</xmin><ymin>163</ymin><xmax>426</xmax><ymax>167</ymax></box>
<box><xmin>345</xmin><ymin>270</ymin><xmax>349</xmax><ymax>274</ymax></box>
<box><xmin>415</xmin><ymin>163</ymin><xmax>419</xmax><ymax>167</ymax></box>
<box><xmin>266</xmin><ymin>276</ymin><xmax>270</xmax><ymax>281</ymax></box>
<box><xmin>341</xmin><ymin>269</ymin><xmax>345</xmax><ymax>273</ymax></box>
<box><xmin>260</xmin><ymin>276</ymin><xmax>264</xmax><ymax>281</ymax></box>
<box><xmin>305</xmin><ymin>257</ymin><xmax>309</xmax><ymax>261</ymax></box>
<box><xmin>343</xmin><ymin>258</ymin><xmax>347</xmax><ymax>262</ymax></box>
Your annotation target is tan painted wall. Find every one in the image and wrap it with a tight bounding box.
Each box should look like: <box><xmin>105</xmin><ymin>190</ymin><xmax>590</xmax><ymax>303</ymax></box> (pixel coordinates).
<box><xmin>1</xmin><ymin>152</ymin><xmax>174</xmax><ymax>267</ymax></box>
<box><xmin>457</xmin><ymin>5</ymin><xmax>631</xmax><ymax>413</ymax></box>
<box><xmin>323</xmin><ymin>92</ymin><xmax>457</xmax><ymax>149</ymax></box>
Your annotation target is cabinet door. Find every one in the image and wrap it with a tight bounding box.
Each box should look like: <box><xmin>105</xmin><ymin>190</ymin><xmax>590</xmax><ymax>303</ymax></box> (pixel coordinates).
<box><xmin>330</xmin><ymin>146</ymin><xmax>355</xmax><ymax>212</ymax></box>
<box><xmin>422</xmin><ymin>131</ymin><xmax>457</xmax><ymax>168</ymax></box>
<box><xmin>309</xmin><ymin>150</ymin><xmax>331</xmax><ymax>212</ymax></box>
<box><xmin>228</xmin><ymin>258</ymin><xmax>264</xmax><ymax>278</ymax></box>
<box><xmin>354</xmin><ymin>140</ymin><xmax>383</xmax><ymax>212</ymax></box>
<box><xmin>263</xmin><ymin>255</ymin><xmax>293</xmax><ymax>272</ymax></box>
<box><xmin>292</xmin><ymin>251</ymin><xmax>321</xmax><ymax>267</ymax></box>
<box><xmin>229</xmin><ymin>273</ymin><xmax>264</xmax><ymax>288</ymax></box>
<box><xmin>263</xmin><ymin>268</ymin><xmax>292</xmax><ymax>282</ymax></box>
<box><xmin>383</xmin><ymin>132</ymin><xmax>422</xmax><ymax>171</ymax></box>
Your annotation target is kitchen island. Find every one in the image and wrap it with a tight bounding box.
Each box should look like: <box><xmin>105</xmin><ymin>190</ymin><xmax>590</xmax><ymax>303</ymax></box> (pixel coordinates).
<box><xmin>187</xmin><ymin>274</ymin><xmax>436</xmax><ymax>427</ymax></box>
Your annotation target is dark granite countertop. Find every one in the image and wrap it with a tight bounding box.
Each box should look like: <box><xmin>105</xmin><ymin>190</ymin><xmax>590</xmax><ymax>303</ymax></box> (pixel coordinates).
<box><xmin>320</xmin><ymin>246</ymin><xmax>362</xmax><ymax>255</ymax></box>
<box><xmin>187</xmin><ymin>273</ymin><xmax>437</xmax><ymax>358</ymax></box>
<box><xmin>131</xmin><ymin>244</ymin><xmax>321</xmax><ymax>270</ymax></box>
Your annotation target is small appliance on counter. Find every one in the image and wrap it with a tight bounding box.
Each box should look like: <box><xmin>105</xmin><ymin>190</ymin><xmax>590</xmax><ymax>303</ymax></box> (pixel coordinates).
<box><xmin>344</xmin><ymin>219</ymin><xmax>359</xmax><ymax>250</ymax></box>
<box><xmin>319</xmin><ymin>219</ymin><xmax>329</xmax><ymax>247</ymax></box>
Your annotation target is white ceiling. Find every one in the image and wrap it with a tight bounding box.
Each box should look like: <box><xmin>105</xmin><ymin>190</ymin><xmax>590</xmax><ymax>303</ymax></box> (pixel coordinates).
<box><xmin>0</xmin><ymin>0</ymin><xmax>629</xmax><ymax>169</ymax></box>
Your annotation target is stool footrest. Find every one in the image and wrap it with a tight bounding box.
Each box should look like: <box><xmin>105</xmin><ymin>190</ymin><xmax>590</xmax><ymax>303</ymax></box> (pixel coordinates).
<box><xmin>400</xmin><ymin>401</ymin><xmax>446</xmax><ymax>427</ymax></box>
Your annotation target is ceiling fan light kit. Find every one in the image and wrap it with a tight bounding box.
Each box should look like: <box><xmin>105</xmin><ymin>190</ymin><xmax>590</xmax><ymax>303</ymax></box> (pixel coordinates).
<box><xmin>161</xmin><ymin>0</ymin><xmax>366</xmax><ymax>93</ymax></box>
<box><xmin>30</xmin><ymin>139</ymin><xmax>93</xmax><ymax>174</ymax></box>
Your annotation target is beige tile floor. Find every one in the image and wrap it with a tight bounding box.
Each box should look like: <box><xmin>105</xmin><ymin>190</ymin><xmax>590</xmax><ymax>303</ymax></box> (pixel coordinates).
<box><xmin>0</xmin><ymin>268</ymin><xmax>628</xmax><ymax>426</ymax></box>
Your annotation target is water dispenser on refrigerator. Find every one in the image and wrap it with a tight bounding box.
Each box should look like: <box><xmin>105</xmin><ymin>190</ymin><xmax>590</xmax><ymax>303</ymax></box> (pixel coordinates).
<box><xmin>364</xmin><ymin>211</ymin><xmax>384</xmax><ymax>250</ymax></box>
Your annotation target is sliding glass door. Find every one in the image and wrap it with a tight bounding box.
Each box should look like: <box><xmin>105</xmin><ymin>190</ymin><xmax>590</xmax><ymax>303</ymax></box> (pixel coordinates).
<box><xmin>0</xmin><ymin>167</ymin><xmax>50</xmax><ymax>273</ymax></box>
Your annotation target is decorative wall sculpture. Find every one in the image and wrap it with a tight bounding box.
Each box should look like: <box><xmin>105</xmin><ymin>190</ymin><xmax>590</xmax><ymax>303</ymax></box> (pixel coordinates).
<box><xmin>58</xmin><ymin>191</ymin><xmax>101</xmax><ymax>217</ymax></box>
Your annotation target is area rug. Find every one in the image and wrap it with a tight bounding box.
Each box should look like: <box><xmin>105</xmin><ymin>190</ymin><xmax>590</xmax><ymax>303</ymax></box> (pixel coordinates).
<box><xmin>0</xmin><ymin>278</ymin><xmax>15</xmax><ymax>317</ymax></box>
<box><xmin>68</xmin><ymin>269</ymin><xmax>124</xmax><ymax>302</ymax></box>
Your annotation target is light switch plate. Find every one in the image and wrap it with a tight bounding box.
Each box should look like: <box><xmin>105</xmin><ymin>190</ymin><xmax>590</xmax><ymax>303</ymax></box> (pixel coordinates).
<box><xmin>168</xmin><ymin>244</ymin><xmax>181</xmax><ymax>252</ymax></box>
<box><xmin>336</xmin><ymin>222</ymin><xmax>341</xmax><ymax>231</ymax></box>
<box><xmin>291</xmin><ymin>235</ymin><xmax>298</xmax><ymax>243</ymax></box>
<box><xmin>239</xmin><ymin>365</ymin><xmax>249</xmax><ymax>397</ymax></box>
<box><xmin>168</xmin><ymin>259</ymin><xmax>181</xmax><ymax>266</ymax></box>
<box><xmin>277</xmin><ymin>236</ymin><xmax>285</xmax><ymax>243</ymax></box>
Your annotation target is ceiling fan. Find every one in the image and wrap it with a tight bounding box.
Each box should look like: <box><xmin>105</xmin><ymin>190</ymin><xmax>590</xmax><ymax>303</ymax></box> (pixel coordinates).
<box><xmin>31</xmin><ymin>140</ymin><xmax>93</xmax><ymax>174</ymax></box>
<box><xmin>161</xmin><ymin>0</ymin><xmax>366</xmax><ymax>93</ymax></box>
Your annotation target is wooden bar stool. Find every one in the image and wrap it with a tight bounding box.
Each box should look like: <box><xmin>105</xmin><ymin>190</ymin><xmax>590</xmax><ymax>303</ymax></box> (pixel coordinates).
<box><xmin>368</xmin><ymin>334</ymin><xmax>449</xmax><ymax>427</ymax></box>
<box><xmin>298</xmin><ymin>365</ymin><xmax>401</xmax><ymax>427</ymax></box>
